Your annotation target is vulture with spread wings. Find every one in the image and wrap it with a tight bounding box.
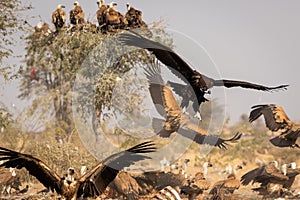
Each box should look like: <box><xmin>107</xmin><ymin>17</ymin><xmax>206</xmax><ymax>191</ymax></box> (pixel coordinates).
<box><xmin>119</xmin><ymin>31</ymin><xmax>288</xmax><ymax>119</ymax></box>
<box><xmin>0</xmin><ymin>142</ymin><xmax>155</xmax><ymax>200</ymax></box>
<box><xmin>249</xmin><ymin>104</ymin><xmax>300</xmax><ymax>148</ymax></box>
<box><xmin>209</xmin><ymin>173</ymin><xmax>240</xmax><ymax>199</ymax></box>
<box><xmin>241</xmin><ymin>161</ymin><xmax>288</xmax><ymax>187</ymax></box>
<box><xmin>145</xmin><ymin>64</ymin><xmax>241</xmax><ymax>150</ymax></box>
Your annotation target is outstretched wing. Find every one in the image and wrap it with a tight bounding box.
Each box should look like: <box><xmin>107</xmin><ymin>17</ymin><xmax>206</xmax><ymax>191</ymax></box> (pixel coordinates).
<box><xmin>0</xmin><ymin>146</ymin><xmax>62</xmax><ymax>194</ymax></box>
<box><xmin>118</xmin><ymin>31</ymin><xmax>198</xmax><ymax>84</ymax></box>
<box><xmin>215</xmin><ymin>80</ymin><xmax>288</xmax><ymax>91</ymax></box>
<box><xmin>178</xmin><ymin>128</ymin><xmax>242</xmax><ymax>150</ymax></box>
<box><xmin>144</xmin><ymin>64</ymin><xmax>182</xmax><ymax>135</ymax></box>
<box><xmin>249</xmin><ymin>104</ymin><xmax>292</xmax><ymax>131</ymax></box>
<box><xmin>77</xmin><ymin>141</ymin><xmax>155</xmax><ymax>197</ymax></box>
<box><xmin>241</xmin><ymin>167</ymin><xmax>264</xmax><ymax>186</ymax></box>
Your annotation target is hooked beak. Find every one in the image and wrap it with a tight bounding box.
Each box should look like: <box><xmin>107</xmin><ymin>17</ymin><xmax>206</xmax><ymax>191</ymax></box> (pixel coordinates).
<box><xmin>113</xmin><ymin>2</ymin><xmax>117</xmax><ymax>6</ymax></box>
<box><xmin>61</xmin><ymin>5</ymin><xmax>66</xmax><ymax>8</ymax></box>
<box><xmin>208</xmin><ymin>163</ymin><xmax>213</xmax><ymax>167</ymax></box>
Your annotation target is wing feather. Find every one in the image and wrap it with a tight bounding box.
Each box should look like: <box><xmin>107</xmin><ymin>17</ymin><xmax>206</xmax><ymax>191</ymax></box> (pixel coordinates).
<box><xmin>77</xmin><ymin>141</ymin><xmax>155</xmax><ymax>196</ymax></box>
<box><xmin>249</xmin><ymin>104</ymin><xmax>292</xmax><ymax>131</ymax></box>
<box><xmin>0</xmin><ymin>146</ymin><xmax>62</xmax><ymax>193</ymax></box>
<box><xmin>119</xmin><ymin>31</ymin><xmax>195</xmax><ymax>83</ymax></box>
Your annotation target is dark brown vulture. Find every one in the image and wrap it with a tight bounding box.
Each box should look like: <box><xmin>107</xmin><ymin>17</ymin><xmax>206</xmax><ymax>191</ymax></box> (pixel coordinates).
<box><xmin>0</xmin><ymin>142</ymin><xmax>155</xmax><ymax>200</ymax></box>
<box><xmin>70</xmin><ymin>1</ymin><xmax>85</xmax><ymax>26</ymax></box>
<box><xmin>108</xmin><ymin>171</ymin><xmax>143</xmax><ymax>199</ymax></box>
<box><xmin>104</xmin><ymin>2</ymin><xmax>127</xmax><ymax>31</ymax></box>
<box><xmin>249</xmin><ymin>104</ymin><xmax>300</xmax><ymax>148</ymax></box>
<box><xmin>52</xmin><ymin>4</ymin><xmax>66</xmax><ymax>30</ymax></box>
<box><xmin>118</xmin><ymin>31</ymin><xmax>288</xmax><ymax>119</ymax></box>
<box><xmin>241</xmin><ymin>161</ymin><xmax>289</xmax><ymax>196</ymax></box>
<box><xmin>180</xmin><ymin>172</ymin><xmax>210</xmax><ymax>200</ymax></box>
<box><xmin>209</xmin><ymin>173</ymin><xmax>240</xmax><ymax>199</ymax></box>
<box><xmin>125</xmin><ymin>3</ymin><xmax>146</xmax><ymax>28</ymax></box>
<box><xmin>283</xmin><ymin>162</ymin><xmax>300</xmax><ymax>190</ymax></box>
<box><xmin>144</xmin><ymin>64</ymin><xmax>242</xmax><ymax>149</ymax></box>
<box><xmin>96</xmin><ymin>0</ymin><xmax>107</xmax><ymax>27</ymax></box>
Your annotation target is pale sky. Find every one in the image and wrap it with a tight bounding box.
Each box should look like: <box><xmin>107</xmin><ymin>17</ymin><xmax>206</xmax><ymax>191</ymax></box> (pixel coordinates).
<box><xmin>1</xmin><ymin>0</ymin><xmax>300</xmax><ymax>124</ymax></box>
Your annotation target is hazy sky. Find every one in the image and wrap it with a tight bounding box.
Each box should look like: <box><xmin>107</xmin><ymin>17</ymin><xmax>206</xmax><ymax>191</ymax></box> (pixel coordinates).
<box><xmin>1</xmin><ymin>0</ymin><xmax>300</xmax><ymax>124</ymax></box>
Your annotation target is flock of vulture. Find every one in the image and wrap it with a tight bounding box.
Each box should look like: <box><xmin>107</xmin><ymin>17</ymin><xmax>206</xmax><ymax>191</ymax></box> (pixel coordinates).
<box><xmin>1</xmin><ymin>1</ymin><xmax>300</xmax><ymax>200</ymax></box>
<box><xmin>38</xmin><ymin>0</ymin><xmax>147</xmax><ymax>34</ymax></box>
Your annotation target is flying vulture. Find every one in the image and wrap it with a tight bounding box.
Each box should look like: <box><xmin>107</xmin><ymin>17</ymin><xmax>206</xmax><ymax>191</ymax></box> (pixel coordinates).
<box><xmin>249</xmin><ymin>104</ymin><xmax>300</xmax><ymax>148</ymax></box>
<box><xmin>0</xmin><ymin>142</ymin><xmax>155</xmax><ymax>200</ymax></box>
<box><xmin>52</xmin><ymin>4</ymin><xmax>66</xmax><ymax>30</ymax></box>
<box><xmin>125</xmin><ymin>3</ymin><xmax>146</xmax><ymax>28</ymax></box>
<box><xmin>209</xmin><ymin>173</ymin><xmax>240</xmax><ymax>199</ymax></box>
<box><xmin>96</xmin><ymin>0</ymin><xmax>107</xmax><ymax>27</ymax></box>
<box><xmin>118</xmin><ymin>31</ymin><xmax>289</xmax><ymax>119</ymax></box>
<box><xmin>70</xmin><ymin>1</ymin><xmax>85</xmax><ymax>26</ymax></box>
<box><xmin>180</xmin><ymin>172</ymin><xmax>211</xmax><ymax>199</ymax></box>
<box><xmin>104</xmin><ymin>2</ymin><xmax>127</xmax><ymax>31</ymax></box>
<box><xmin>144</xmin><ymin>64</ymin><xmax>242</xmax><ymax>149</ymax></box>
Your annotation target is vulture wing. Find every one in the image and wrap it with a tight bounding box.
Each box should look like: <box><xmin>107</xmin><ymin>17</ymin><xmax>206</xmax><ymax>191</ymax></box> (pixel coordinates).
<box><xmin>77</xmin><ymin>141</ymin><xmax>155</xmax><ymax>197</ymax></box>
<box><xmin>0</xmin><ymin>146</ymin><xmax>62</xmax><ymax>194</ymax></box>
<box><xmin>214</xmin><ymin>79</ymin><xmax>288</xmax><ymax>91</ymax></box>
<box><xmin>118</xmin><ymin>31</ymin><xmax>201</xmax><ymax>84</ymax></box>
<box><xmin>144</xmin><ymin>64</ymin><xmax>182</xmax><ymax>137</ymax></box>
<box><xmin>249</xmin><ymin>104</ymin><xmax>292</xmax><ymax>131</ymax></box>
<box><xmin>178</xmin><ymin>128</ymin><xmax>242</xmax><ymax>150</ymax></box>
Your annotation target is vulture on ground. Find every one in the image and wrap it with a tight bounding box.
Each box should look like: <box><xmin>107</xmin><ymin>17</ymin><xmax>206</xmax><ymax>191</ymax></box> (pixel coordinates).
<box><xmin>144</xmin><ymin>64</ymin><xmax>242</xmax><ymax>149</ymax></box>
<box><xmin>70</xmin><ymin>1</ymin><xmax>85</xmax><ymax>26</ymax></box>
<box><xmin>209</xmin><ymin>173</ymin><xmax>240</xmax><ymax>199</ymax></box>
<box><xmin>118</xmin><ymin>31</ymin><xmax>288</xmax><ymax>119</ymax></box>
<box><xmin>249</xmin><ymin>104</ymin><xmax>300</xmax><ymax>148</ymax></box>
<box><xmin>52</xmin><ymin>4</ymin><xmax>66</xmax><ymax>30</ymax></box>
<box><xmin>180</xmin><ymin>172</ymin><xmax>211</xmax><ymax>200</ymax></box>
<box><xmin>0</xmin><ymin>142</ymin><xmax>155</xmax><ymax>200</ymax></box>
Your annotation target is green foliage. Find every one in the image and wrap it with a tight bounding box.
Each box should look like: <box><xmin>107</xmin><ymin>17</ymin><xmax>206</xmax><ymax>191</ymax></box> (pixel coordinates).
<box><xmin>0</xmin><ymin>0</ymin><xmax>32</xmax><ymax>79</ymax></box>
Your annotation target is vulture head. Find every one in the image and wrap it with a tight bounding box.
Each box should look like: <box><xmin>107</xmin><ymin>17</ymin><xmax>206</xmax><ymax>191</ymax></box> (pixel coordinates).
<box><xmin>281</xmin><ymin>164</ymin><xmax>287</xmax><ymax>175</ymax></box>
<box><xmin>126</xmin><ymin>3</ymin><xmax>131</xmax><ymax>10</ymax></box>
<box><xmin>270</xmin><ymin>160</ymin><xmax>279</xmax><ymax>168</ymax></box>
<box><xmin>74</xmin><ymin>1</ymin><xmax>80</xmax><ymax>6</ymax></box>
<box><xmin>288</xmin><ymin>162</ymin><xmax>297</xmax><ymax>169</ymax></box>
<box><xmin>9</xmin><ymin>167</ymin><xmax>16</xmax><ymax>177</ymax></box>
<box><xmin>109</xmin><ymin>2</ymin><xmax>117</xmax><ymax>8</ymax></box>
<box><xmin>66</xmin><ymin>167</ymin><xmax>76</xmax><ymax>183</ymax></box>
<box><xmin>58</xmin><ymin>4</ymin><xmax>65</xmax><ymax>9</ymax></box>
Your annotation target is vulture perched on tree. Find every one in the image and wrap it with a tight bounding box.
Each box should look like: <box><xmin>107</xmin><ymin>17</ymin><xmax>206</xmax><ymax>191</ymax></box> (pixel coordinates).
<box><xmin>0</xmin><ymin>142</ymin><xmax>155</xmax><ymax>200</ymax></box>
<box><xmin>119</xmin><ymin>31</ymin><xmax>288</xmax><ymax>119</ymax></box>
<box><xmin>144</xmin><ymin>64</ymin><xmax>242</xmax><ymax>149</ymax></box>
<box><xmin>104</xmin><ymin>2</ymin><xmax>127</xmax><ymax>31</ymax></box>
<box><xmin>52</xmin><ymin>4</ymin><xmax>66</xmax><ymax>30</ymax></box>
<box><xmin>209</xmin><ymin>173</ymin><xmax>240</xmax><ymax>199</ymax></box>
<box><xmin>34</xmin><ymin>22</ymin><xmax>51</xmax><ymax>36</ymax></box>
<box><xmin>249</xmin><ymin>104</ymin><xmax>300</xmax><ymax>148</ymax></box>
<box><xmin>96</xmin><ymin>0</ymin><xmax>107</xmax><ymax>27</ymax></box>
<box><xmin>125</xmin><ymin>3</ymin><xmax>146</xmax><ymax>28</ymax></box>
<box><xmin>70</xmin><ymin>1</ymin><xmax>85</xmax><ymax>26</ymax></box>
